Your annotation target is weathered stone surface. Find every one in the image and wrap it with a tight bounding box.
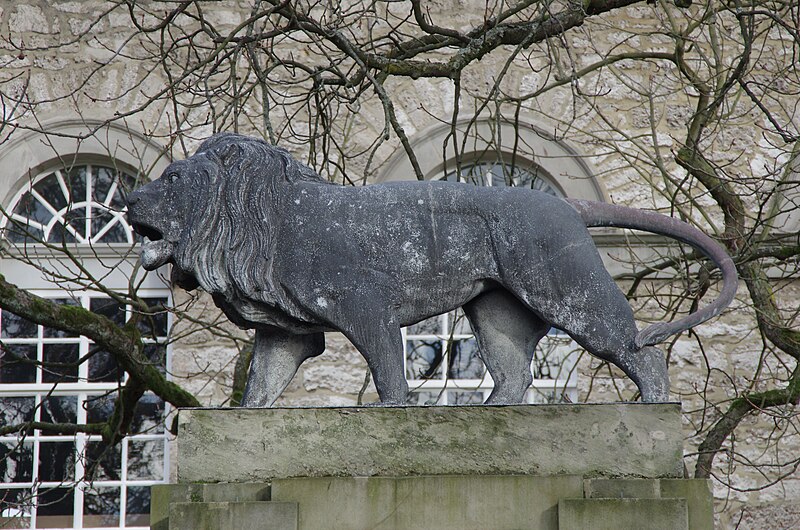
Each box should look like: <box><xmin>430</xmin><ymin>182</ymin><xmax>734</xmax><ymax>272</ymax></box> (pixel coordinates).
<box><xmin>584</xmin><ymin>478</ymin><xmax>661</xmax><ymax>499</ymax></box>
<box><xmin>151</xmin><ymin>483</ymin><xmax>272</xmax><ymax>530</ymax></box>
<box><xmin>177</xmin><ymin>404</ymin><xmax>683</xmax><ymax>483</ymax></box>
<box><xmin>271</xmin><ymin>475</ymin><xmax>583</xmax><ymax>530</ymax></box>
<box><xmin>168</xmin><ymin>501</ymin><xmax>297</xmax><ymax>530</ymax></box>
<box><xmin>660</xmin><ymin>479</ymin><xmax>714</xmax><ymax>530</ymax></box>
<box><xmin>558</xmin><ymin>498</ymin><xmax>688</xmax><ymax>530</ymax></box>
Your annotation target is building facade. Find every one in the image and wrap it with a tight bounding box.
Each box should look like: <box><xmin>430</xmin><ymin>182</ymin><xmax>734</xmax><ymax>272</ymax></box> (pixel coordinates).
<box><xmin>1</xmin><ymin>2</ymin><xmax>798</xmax><ymax>528</ymax></box>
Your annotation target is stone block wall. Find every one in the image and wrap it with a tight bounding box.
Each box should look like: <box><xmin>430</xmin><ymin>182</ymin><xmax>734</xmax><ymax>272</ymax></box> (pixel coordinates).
<box><xmin>1</xmin><ymin>2</ymin><xmax>798</xmax><ymax>528</ymax></box>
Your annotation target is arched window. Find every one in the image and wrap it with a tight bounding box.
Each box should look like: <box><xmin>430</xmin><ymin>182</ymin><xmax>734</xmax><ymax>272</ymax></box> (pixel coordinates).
<box><xmin>0</xmin><ymin>121</ymin><xmax>172</xmax><ymax>530</ymax></box>
<box><xmin>5</xmin><ymin>164</ymin><xmax>137</xmax><ymax>245</ymax></box>
<box><xmin>442</xmin><ymin>160</ymin><xmax>563</xmax><ymax>196</ymax></box>
<box><xmin>379</xmin><ymin>119</ymin><xmax>602</xmax><ymax>405</ymax></box>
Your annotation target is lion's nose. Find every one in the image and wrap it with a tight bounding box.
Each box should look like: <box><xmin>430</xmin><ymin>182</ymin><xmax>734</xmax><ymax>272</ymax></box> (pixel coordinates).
<box><xmin>127</xmin><ymin>193</ymin><xmax>141</xmax><ymax>207</ymax></box>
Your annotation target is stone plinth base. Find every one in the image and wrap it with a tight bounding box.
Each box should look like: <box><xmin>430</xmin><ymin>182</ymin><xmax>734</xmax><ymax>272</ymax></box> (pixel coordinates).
<box><xmin>152</xmin><ymin>476</ymin><xmax>713</xmax><ymax>530</ymax></box>
<box><xmin>154</xmin><ymin>403</ymin><xmax>713</xmax><ymax>530</ymax></box>
<box><xmin>177</xmin><ymin>403</ymin><xmax>684</xmax><ymax>482</ymax></box>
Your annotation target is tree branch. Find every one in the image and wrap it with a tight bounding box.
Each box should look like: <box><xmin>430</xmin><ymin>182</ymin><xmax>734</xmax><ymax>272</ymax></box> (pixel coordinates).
<box><xmin>0</xmin><ymin>273</ymin><xmax>200</xmax><ymax>408</ymax></box>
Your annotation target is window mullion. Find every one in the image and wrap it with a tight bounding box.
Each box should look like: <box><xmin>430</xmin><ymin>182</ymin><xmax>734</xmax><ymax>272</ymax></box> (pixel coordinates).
<box><xmin>54</xmin><ymin>170</ymin><xmax>71</xmax><ymax>204</ymax></box>
<box><xmin>74</xmin><ymin>392</ymin><xmax>87</xmax><ymax>529</ymax></box>
<box><xmin>85</xmin><ymin>165</ymin><xmax>93</xmax><ymax>242</ymax></box>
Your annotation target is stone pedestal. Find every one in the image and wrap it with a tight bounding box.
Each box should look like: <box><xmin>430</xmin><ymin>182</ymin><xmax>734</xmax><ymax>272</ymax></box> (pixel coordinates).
<box><xmin>153</xmin><ymin>403</ymin><xmax>714</xmax><ymax>530</ymax></box>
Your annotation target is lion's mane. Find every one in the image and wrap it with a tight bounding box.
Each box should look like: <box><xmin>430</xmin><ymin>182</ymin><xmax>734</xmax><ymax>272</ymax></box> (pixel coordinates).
<box><xmin>172</xmin><ymin>132</ymin><xmax>333</xmax><ymax>305</ymax></box>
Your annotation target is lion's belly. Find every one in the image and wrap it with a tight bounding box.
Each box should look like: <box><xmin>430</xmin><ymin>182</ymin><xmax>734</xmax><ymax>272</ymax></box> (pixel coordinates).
<box><xmin>396</xmin><ymin>279</ymin><xmax>494</xmax><ymax>327</ymax></box>
<box><xmin>212</xmin><ymin>293</ymin><xmax>329</xmax><ymax>333</ymax></box>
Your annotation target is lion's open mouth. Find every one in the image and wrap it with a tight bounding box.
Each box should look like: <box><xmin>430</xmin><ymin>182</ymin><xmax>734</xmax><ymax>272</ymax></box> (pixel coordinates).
<box><xmin>131</xmin><ymin>222</ymin><xmax>173</xmax><ymax>270</ymax></box>
<box><xmin>131</xmin><ymin>222</ymin><xmax>163</xmax><ymax>242</ymax></box>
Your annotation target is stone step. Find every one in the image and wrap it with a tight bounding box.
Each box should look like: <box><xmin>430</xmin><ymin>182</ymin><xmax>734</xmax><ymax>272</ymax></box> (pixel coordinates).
<box><xmin>168</xmin><ymin>501</ymin><xmax>297</xmax><ymax>530</ymax></box>
<box><xmin>558</xmin><ymin>498</ymin><xmax>689</xmax><ymax>530</ymax></box>
<box><xmin>151</xmin><ymin>483</ymin><xmax>272</xmax><ymax>530</ymax></box>
<box><xmin>582</xmin><ymin>478</ymin><xmax>714</xmax><ymax>530</ymax></box>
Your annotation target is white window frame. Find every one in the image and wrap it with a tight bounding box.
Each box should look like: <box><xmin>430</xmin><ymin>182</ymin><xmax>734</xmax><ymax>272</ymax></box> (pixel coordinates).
<box><xmin>402</xmin><ymin>312</ymin><xmax>579</xmax><ymax>405</ymax></box>
<box><xmin>3</xmin><ymin>164</ymin><xmax>137</xmax><ymax>246</ymax></box>
<box><xmin>1</xmin><ymin>290</ymin><xmax>171</xmax><ymax>530</ymax></box>
<box><xmin>1</xmin><ymin>121</ymin><xmax>173</xmax><ymax>530</ymax></box>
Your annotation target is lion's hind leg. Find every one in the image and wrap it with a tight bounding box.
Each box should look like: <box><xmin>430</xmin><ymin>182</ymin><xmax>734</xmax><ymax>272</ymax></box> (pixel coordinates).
<box><xmin>531</xmin><ymin>280</ymin><xmax>670</xmax><ymax>402</ymax></box>
<box><xmin>463</xmin><ymin>289</ymin><xmax>550</xmax><ymax>405</ymax></box>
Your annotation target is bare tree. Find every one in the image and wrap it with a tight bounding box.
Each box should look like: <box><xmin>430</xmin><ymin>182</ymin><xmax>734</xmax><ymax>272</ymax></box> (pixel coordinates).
<box><xmin>1</xmin><ymin>0</ymin><xmax>799</xmax><ymax>526</ymax></box>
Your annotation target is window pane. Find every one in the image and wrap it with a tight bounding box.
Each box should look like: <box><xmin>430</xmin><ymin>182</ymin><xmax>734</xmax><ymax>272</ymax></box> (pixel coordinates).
<box><xmin>1</xmin><ymin>310</ymin><xmax>37</xmax><ymax>338</ymax></box>
<box><xmin>0</xmin><ymin>344</ymin><xmax>37</xmax><ymax>384</ymax></box>
<box><xmin>65</xmin><ymin>167</ymin><xmax>87</xmax><ymax>205</ymax></box>
<box><xmin>5</xmin><ymin>221</ymin><xmax>44</xmax><ymax>244</ymax></box>
<box><xmin>135</xmin><ymin>298</ymin><xmax>169</xmax><ymax>337</ymax></box>
<box><xmin>447</xmin><ymin>339</ymin><xmax>484</xmax><ymax>379</ymax></box>
<box><xmin>41</xmin><ymin>343</ymin><xmax>79</xmax><ymax>383</ymax></box>
<box><xmin>91</xmin><ymin>207</ymin><xmax>124</xmax><ymax>242</ymax></box>
<box><xmin>86</xmin><ymin>395</ymin><xmax>114</xmax><ymax>424</ymax></box>
<box><xmin>83</xmin><ymin>442</ymin><xmax>121</xmax><ymax>481</ymax></box>
<box><xmin>92</xmin><ymin>167</ymin><xmax>115</xmax><ymax>204</ymax></box>
<box><xmin>35</xmin><ymin>487</ymin><xmax>73</xmax><ymax>529</ymax></box>
<box><xmin>13</xmin><ymin>192</ymin><xmax>51</xmax><ymax>226</ymax></box>
<box><xmin>40</xmin><ymin>396</ymin><xmax>78</xmax><ymax>425</ymax></box>
<box><xmin>131</xmin><ymin>394</ymin><xmax>165</xmax><ymax>434</ymax></box>
<box><xmin>83</xmin><ymin>486</ymin><xmax>120</xmax><ymax>528</ymax></box>
<box><xmin>0</xmin><ymin>442</ymin><xmax>34</xmax><ymax>483</ymax></box>
<box><xmin>109</xmin><ymin>172</ymin><xmax>137</xmax><ymax>209</ymax></box>
<box><xmin>90</xmin><ymin>298</ymin><xmax>125</xmax><ymax>326</ymax></box>
<box><xmin>125</xmin><ymin>486</ymin><xmax>151</xmax><ymax>527</ymax></box>
<box><xmin>406</xmin><ymin>391</ymin><xmax>440</xmax><ymax>406</ymax></box>
<box><xmin>38</xmin><ymin>442</ymin><xmax>75</xmax><ymax>482</ymax></box>
<box><xmin>405</xmin><ymin>340</ymin><xmax>443</xmax><ymax>380</ymax></box>
<box><xmin>62</xmin><ymin>208</ymin><xmax>87</xmax><ymax>242</ymax></box>
<box><xmin>143</xmin><ymin>344</ymin><xmax>167</xmax><ymax>375</ymax></box>
<box><xmin>46</xmin><ymin>221</ymin><xmax>78</xmax><ymax>244</ymax></box>
<box><xmin>0</xmin><ymin>397</ymin><xmax>35</xmax><ymax>427</ymax></box>
<box><xmin>88</xmin><ymin>350</ymin><xmax>123</xmax><ymax>383</ymax></box>
<box><xmin>0</xmin><ymin>488</ymin><xmax>33</xmax><ymax>527</ymax></box>
<box><xmin>33</xmin><ymin>173</ymin><xmax>67</xmax><ymax>211</ymax></box>
<box><xmin>127</xmin><ymin>440</ymin><xmax>164</xmax><ymax>480</ymax></box>
<box><xmin>449</xmin><ymin>310</ymin><xmax>472</xmax><ymax>335</ymax></box>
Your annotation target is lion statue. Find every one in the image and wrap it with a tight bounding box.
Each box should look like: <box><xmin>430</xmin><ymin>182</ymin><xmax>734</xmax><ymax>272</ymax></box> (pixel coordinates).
<box><xmin>126</xmin><ymin>132</ymin><xmax>737</xmax><ymax>406</ymax></box>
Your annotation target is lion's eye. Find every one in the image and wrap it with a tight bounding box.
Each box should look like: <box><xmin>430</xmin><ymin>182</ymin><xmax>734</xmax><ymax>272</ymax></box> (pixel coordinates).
<box><xmin>167</xmin><ymin>173</ymin><xmax>180</xmax><ymax>184</ymax></box>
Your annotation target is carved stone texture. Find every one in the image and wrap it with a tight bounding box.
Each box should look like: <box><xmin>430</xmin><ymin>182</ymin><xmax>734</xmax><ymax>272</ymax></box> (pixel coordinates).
<box><xmin>126</xmin><ymin>133</ymin><xmax>737</xmax><ymax>406</ymax></box>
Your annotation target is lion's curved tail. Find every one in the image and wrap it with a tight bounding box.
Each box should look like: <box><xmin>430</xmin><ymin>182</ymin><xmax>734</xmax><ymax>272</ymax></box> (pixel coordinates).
<box><xmin>566</xmin><ymin>198</ymin><xmax>738</xmax><ymax>349</ymax></box>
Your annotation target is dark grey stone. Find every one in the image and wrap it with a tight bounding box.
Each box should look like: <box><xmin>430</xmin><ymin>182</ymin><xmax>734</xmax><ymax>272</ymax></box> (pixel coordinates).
<box><xmin>127</xmin><ymin>133</ymin><xmax>738</xmax><ymax>405</ymax></box>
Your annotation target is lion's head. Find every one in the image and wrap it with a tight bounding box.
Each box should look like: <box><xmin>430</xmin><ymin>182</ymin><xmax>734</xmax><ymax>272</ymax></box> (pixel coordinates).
<box><xmin>126</xmin><ymin>132</ymin><xmax>330</xmax><ymax>296</ymax></box>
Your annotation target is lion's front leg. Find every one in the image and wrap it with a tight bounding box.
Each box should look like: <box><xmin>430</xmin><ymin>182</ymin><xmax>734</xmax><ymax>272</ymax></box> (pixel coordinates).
<box><xmin>241</xmin><ymin>330</ymin><xmax>325</xmax><ymax>407</ymax></box>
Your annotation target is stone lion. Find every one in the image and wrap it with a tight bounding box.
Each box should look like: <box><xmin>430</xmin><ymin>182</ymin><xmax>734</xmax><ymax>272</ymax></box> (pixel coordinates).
<box><xmin>127</xmin><ymin>133</ymin><xmax>737</xmax><ymax>406</ymax></box>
